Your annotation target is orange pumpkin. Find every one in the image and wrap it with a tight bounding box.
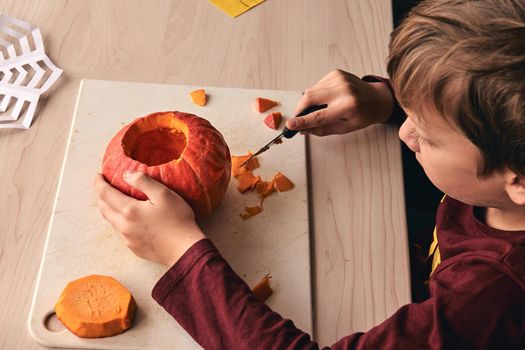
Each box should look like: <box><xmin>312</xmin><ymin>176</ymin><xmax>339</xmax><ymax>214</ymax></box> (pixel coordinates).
<box><xmin>102</xmin><ymin>111</ymin><xmax>231</xmax><ymax>218</ymax></box>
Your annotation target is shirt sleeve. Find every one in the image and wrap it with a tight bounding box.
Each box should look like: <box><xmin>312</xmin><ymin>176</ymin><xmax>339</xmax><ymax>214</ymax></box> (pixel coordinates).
<box><xmin>152</xmin><ymin>239</ymin><xmax>525</xmax><ymax>350</ymax></box>
<box><xmin>361</xmin><ymin>75</ymin><xmax>406</xmax><ymax>127</ymax></box>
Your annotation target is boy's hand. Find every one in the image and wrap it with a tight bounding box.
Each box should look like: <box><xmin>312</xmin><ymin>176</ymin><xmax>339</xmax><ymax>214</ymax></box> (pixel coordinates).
<box><xmin>286</xmin><ymin>69</ymin><xmax>394</xmax><ymax>136</ymax></box>
<box><xmin>95</xmin><ymin>171</ymin><xmax>206</xmax><ymax>267</ymax></box>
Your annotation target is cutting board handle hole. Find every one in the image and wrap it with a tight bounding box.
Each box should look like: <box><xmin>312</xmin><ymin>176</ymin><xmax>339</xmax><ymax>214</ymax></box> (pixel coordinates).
<box><xmin>44</xmin><ymin>312</ymin><xmax>66</xmax><ymax>332</ymax></box>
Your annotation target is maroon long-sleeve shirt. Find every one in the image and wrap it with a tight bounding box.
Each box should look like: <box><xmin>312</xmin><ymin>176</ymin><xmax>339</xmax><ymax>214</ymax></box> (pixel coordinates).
<box><xmin>152</xmin><ymin>193</ymin><xmax>525</xmax><ymax>349</ymax></box>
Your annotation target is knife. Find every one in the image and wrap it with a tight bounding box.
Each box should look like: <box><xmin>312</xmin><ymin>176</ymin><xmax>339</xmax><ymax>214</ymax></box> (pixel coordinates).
<box><xmin>240</xmin><ymin>104</ymin><xmax>328</xmax><ymax>167</ymax></box>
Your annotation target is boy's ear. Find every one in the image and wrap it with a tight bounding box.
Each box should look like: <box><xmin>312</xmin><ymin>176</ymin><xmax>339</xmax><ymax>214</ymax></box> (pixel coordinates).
<box><xmin>504</xmin><ymin>170</ymin><xmax>525</xmax><ymax>205</ymax></box>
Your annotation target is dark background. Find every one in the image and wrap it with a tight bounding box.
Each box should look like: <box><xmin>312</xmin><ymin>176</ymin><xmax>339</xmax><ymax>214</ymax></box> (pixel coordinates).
<box><xmin>392</xmin><ymin>0</ymin><xmax>444</xmax><ymax>302</ymax></box>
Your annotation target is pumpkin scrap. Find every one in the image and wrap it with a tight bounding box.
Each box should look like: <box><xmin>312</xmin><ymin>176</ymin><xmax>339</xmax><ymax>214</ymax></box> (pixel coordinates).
<box><xmin>240</xmin><ymin>206</ymin><xmax>263</xmax><ymax>220</ymax></box>
<box><xmin>264</xmin><ymin>112</ymin><xmax>282</xmax><ymax>130</ymax></box>
<box><xmin>190</xmin><ymin>89</ymin><xmax>207</xmax><ymax>106</ymax></box>
<box><xmin>273</xmin><ymin>172</ymin><xmax>295</xmax><ymax>192</ymax></box>
<box><xmin>255</xmin><ymin>180</ymin><xmax>275</xmax><ymax>199</ymax></box>
<box><xmin>232</xmin><ymin>152</ymin><xmax>295</xmax><ymax>219</ymax></box>
<box><xmin>251</xmin><ymin>274</ymin><xmax>273</xmax><ymax>302</ymax></box>
<box><xmin>254</xmin><ymin>97</ymin><xmax>278</xmax><ymax>113</ymax></box>
<box><xmin>237</xmin><ymin>171</ymin><xmax>261</xmax><ymax>193</ymax></box>
<box><xmin>232</xmin><ymin>153</ymin><xmax>260</xmax><ymax>177</ymax></box>
<box><xmin>54</xmin><ymin>275</ymin><xmax>136</xmax><ymax>338</ymax></box>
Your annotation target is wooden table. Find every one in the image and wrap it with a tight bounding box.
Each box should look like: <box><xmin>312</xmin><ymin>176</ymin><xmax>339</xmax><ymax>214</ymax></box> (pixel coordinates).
<box><xmin>0</xmin><ymin>0</ymin><xmax>410</xmax><ymax>348</ymax></box>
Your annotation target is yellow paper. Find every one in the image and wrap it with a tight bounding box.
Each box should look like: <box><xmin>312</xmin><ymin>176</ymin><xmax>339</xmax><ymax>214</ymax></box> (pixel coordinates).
<box><xmin>209</xmin><ymin>0</ymin><xmax>265</xmax><ymax>18</ymax></box>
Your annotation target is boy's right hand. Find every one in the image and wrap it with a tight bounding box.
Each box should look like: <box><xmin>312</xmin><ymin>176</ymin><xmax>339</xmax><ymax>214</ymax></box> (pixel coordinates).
<box><xmin>286</xmin><ymin>69</ymin><xmax>394</xmax><ymax>136</ymax></box>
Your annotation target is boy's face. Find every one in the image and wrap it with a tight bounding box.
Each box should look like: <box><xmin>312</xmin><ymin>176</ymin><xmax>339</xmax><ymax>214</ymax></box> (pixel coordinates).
<box><xmin>398</xmin><ymin>106</ymin><xmax>509</xmax><ymax>208</ymax></box>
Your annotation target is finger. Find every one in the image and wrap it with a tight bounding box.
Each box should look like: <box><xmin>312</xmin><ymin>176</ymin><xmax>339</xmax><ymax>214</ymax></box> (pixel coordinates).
<box><xmin>288</xmin><ymin>108</ymin><xmax>327</xmax><ymax>130</ymax></box>
<box><xmin>97</xmin><ymin>198</ymin><xmax>125</xmax><ymax>228</ymax></box>
<box><xmin>292</xmin><ymin>87</ymin><xmax>334</xmax><ymax>118</ymax></box>
<box><xmin>95</xmin><ymin>173</ymin><xmax>136</xmax><ymax>211</ymax></box>
<box><xmin>287</xmin><ymin>101</ymin><xmax>349</xmax><ymax>131</ymax></box>
<box><xmin>299</xmin><ymin>76</ymin><xmax>341</xmax><ymax>100</ymax></box>
<box><xmin>315</xmin><ymin>69</ymin><xmax>343</xmax><ymax>86</ymax></box>
<box><xmin>309</xmin><ymin>125</ymin><xmax>349</xmax><ymax>137</ymax></box>
<box><xmin>309</xmin><ymin>115</ymin><xmax>362</xmax><ymax>136</ymax></box>
<box><xmin>123</xmin><ymin>171</ymin><xmax>168</xmax><ymax>204</ymax></box>
<box><xmin>308</xmin><ymin>127</ymin><xmax>332</xmax><ymax>137</ymax></box>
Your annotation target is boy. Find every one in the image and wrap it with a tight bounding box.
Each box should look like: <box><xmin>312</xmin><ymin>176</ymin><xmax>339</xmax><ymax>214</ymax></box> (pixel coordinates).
<box><xmin>95</xmin><ymin>0</ymin><xmax>525</xmax><ymax>348</ymax></box>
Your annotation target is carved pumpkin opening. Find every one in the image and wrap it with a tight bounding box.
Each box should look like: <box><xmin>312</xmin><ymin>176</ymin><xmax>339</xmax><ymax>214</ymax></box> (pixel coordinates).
<box><xmin>121</xmin><ymin>115</ymin><xmax>189</xmax><ymax>166</ymax></box>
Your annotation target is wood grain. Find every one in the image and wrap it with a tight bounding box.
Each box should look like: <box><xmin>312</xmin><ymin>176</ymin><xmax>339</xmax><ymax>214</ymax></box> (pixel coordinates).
<box><xmin>0</xmin><ymin>0</ymin><xmax>410</xmax><ymax>348</ymax></box>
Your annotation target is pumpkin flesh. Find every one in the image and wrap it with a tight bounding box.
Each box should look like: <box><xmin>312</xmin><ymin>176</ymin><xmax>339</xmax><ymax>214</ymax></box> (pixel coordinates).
<box><xmin>254</xmin><ymin>97</ymin><xmax>278</xmax><ymax>113</ymax></box>
<box><xmin>190</xmin><ymin>89</ymin><xmax>207</xmax><ymax>106</ymax></box>
<box><xmin>251</xmin><ymin>274</ymin><xmax>273</xmax><ymax>302</ymax></box>
<box><xmin>127</xmin><ymin>128</ymin><xmax>187</xmax><ymax>166</ymax></box>
<box><xmin>54</xmin><ymin>275</ymin><xmax>136</xmax><ymax>338</ymax></box>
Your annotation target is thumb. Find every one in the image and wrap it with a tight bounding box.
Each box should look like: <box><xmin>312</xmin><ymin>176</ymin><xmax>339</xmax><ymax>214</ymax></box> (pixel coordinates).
<box><xmin>286</xmin><ymin>107</ymin><xmax>328</xmax><ymax>131</ymax></box>
<box><xmin>123</xmin><ymin>171</ymin><xmax>167</xmax><ymax>202</ymax></box>
<box><xmin>286</xmin><ymin>102</ymin><xmax>349</xmax><ymax>131</ymax></box>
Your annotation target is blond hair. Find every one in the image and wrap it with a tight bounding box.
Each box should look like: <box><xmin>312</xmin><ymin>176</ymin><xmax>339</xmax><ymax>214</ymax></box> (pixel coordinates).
<box><xmin>387</xmin><ymin>0</ymin><xmax>525</xmax><ymax>176</ymax></box>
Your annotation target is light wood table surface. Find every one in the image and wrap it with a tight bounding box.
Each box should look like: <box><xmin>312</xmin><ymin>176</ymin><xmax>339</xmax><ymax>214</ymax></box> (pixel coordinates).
<box><xmin>0</xmin><ymin>0</ymin><xmax>410</xmax><ymax>348</ymax></box>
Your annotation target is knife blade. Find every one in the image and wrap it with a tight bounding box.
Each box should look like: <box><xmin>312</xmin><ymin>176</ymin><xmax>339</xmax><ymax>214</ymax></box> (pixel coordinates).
<box><xmin>240</xmin><ymin>103</ymin><xmax>328</xmax><ymax>167</ymax></box>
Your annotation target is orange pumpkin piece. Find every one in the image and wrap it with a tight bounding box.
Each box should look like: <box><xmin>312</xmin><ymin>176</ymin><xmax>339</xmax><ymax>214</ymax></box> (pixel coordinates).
<box><xmin>190</xmin><ymin>89</ymin><xmax>207</xmax><ymax>106</ymax></box>
<box><xmin>251</xmin><ymin>274</ymin><xmax>273</xmax><ymax>302</ymax></box>
<box><xmin>273</xmin><ymin>172</ymin><xmax>295</xmax><ymax>192</ymax></box>
<box><xmin>255</xmin><ymin>180</ymin><xmax>275</xmax><ymax>199</ymax></box>
<box><xmin>231</xmin><ymin>153</ymin><xmax>260</xmax><ymax>177</ymax></box>
<box><xmin>237</xmin><ymin>170</ymin><xmax>261</xmax><ymax>193</ymax></box>
<box><xmin>263</xmin><ymin>112</ymin><xmax>282</xmax><ymax>130</ymax></box>
<box><xmin>240</xmin><ymin>206</ymin><xmax>263</xmax><ymax>220</ymax></box>
<box><xmin>54</xmin><ymin>275</ymin><xmax>136</xmax><ymax>338</ymax></box>
<box><xmin>254</xmin><ymin>97</ymin><xmax>278</xmax><ymax>113</ymax></box>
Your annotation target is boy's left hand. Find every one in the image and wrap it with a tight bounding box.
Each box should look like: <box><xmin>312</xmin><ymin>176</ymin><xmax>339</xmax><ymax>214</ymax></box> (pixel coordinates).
<box><xmin>95</xmin><ymin>171</ymin><xmax>206</xmax><ymax>267</ymax></box>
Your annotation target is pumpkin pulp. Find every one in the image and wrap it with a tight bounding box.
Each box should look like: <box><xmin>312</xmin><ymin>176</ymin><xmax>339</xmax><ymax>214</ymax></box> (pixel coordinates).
<box><xmin>130</xmin><ymin>129</ymin><xmax>187</xmax><ymax>166</ymax></box>
<box><xmin>122</xmin><ymin>116</ymin><xmax>189</xmax><ymax>166</ymax></box>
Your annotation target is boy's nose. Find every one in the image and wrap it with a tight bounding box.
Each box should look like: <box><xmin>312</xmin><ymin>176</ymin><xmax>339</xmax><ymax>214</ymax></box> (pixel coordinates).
<box><xmin>399</xmin><ymin>119</ymin><xmax>420</xmax><ymax>153</ymax></box>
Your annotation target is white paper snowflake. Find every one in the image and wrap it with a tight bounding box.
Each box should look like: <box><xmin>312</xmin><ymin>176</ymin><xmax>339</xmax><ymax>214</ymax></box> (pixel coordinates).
<box><xmin>0</xmin><ymin>13</ymin><xmax>62</xmax><ymax>129</ymax></box>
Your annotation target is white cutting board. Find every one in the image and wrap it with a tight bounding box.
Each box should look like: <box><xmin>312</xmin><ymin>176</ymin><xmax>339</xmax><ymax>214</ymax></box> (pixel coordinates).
<box><xmin>28</xmin><ymin>80</ymin><xmax>311</xmax><ymax>349</ymax></box>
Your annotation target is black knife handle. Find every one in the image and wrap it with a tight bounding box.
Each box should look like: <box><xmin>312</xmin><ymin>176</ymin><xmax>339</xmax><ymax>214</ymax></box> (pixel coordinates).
<box><xmin>282</xmin><ymin>104</ymin><xmax>328</xmax><ymax>139</ymax></box>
